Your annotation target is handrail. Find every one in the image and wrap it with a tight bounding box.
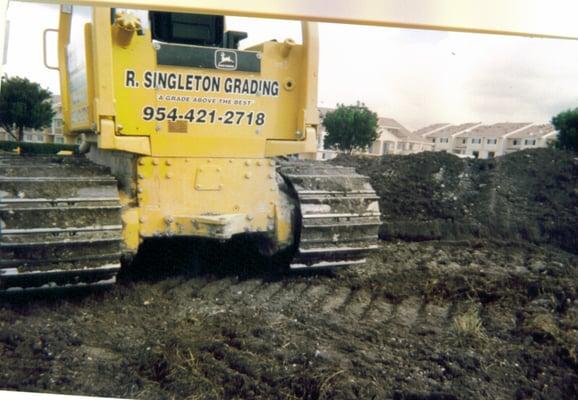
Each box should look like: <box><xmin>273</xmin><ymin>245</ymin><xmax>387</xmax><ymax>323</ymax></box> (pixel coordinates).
<box><xmin>43</xmin><ymin>28</ymin><xmax>59</xmax><ymax>70</ymax></box>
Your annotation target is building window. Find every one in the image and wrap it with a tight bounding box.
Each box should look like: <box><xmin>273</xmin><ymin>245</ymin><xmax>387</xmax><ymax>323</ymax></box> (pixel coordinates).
<box><xmin>487</xmin><ymin>139</ymin><xmax>497</xmax><ymax>145</ymax></box>
<box><xmin>432</xmin><ymin>138</ymin><xmax>436</xmax><ymax>143</ymax></box>
<box><xmin>488</xmin><ymin>151</ymin><xmax>495</xmax><ymax>158</ymax></box>
<box><xmin>397</xmin><ymin>142</ymin><xmax>404</xmax><ymax>150</ymax></box>
<box><xmin>471</xmin><ymin>138</ymin><xmax>481</xmax><ymax>144</ymax></box>
<box><xmin>513</xmin><ymin>139</ymin><xmax>519</xmax><ymax>145</ymax></box>
<box><xmin>472</xmin><ymin>151</ymin><xmax>479</xmax><ymax>158</ymax></box>
<box><xmin>524</xmin><ymin>139</ymin><xmax>536</xmax><ymax>145</ymax></box>
<box><xmin>462</xmin><ymin>139</ymin><xmax>467</xmax><ymax>144</ymax></box>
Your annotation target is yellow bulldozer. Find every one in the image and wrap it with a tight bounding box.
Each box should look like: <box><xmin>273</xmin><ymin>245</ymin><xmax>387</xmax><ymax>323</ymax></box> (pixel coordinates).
<box><xmin>1</xmin><ymin>4</ymin><xmax>384</xmax><ymax>289</ymax></box>
<box><xmin>0</xmin><ymin>0</ymin><xmax>575</xmax><ymax>290</ymax></box>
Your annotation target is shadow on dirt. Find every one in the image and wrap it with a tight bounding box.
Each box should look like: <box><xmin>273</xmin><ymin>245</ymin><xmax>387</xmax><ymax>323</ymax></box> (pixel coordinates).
<box><xmin>0</xmin><ymin>283</ymin><xmax>114</xmax><ymax>304</ymax></box>
<box><xmin>0</xmin><ymin>237</ymin><xmax>336</xmax><ymax>305</ymax></box>
<box><xmin>118</xmin><ymin>236</ymin><xmax>335</xmax><ymax>284</ymax></box>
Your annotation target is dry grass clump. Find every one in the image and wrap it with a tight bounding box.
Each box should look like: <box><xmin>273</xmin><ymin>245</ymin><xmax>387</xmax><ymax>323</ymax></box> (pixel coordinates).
<box><xmin>524</xmin><ymin>313</ymin><xmax>560</xmax><ymax>342</ymax></box>
<box><xmin>452</xmin><ymin>306</ymin><xmax>488</xmax><ymax>346</ymax></box>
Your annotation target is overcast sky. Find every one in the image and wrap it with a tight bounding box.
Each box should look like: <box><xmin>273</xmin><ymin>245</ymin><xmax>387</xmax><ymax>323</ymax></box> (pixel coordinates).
<box><xmin>4</xmin><ymin>2</ymin><xmax>578</xmax><ymax>130</ymax></box>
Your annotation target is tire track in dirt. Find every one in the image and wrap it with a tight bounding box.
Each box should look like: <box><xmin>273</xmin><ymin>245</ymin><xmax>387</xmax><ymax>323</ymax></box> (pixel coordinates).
<box><xmin>250</xmin><ymin>280</ymin><xmax>285</xmax><ymax>303</ymax></box>
<box><xmin>198</xmin><ymin>277</ymin><xmax>236</xmax><ymax>300</ymax></box>
<box><xmin>192</xmin><ymin>274</ymin><xmax>463</xmax><ymax>345</ymax></box>
<box><xmin>339</xmin><ymin>289</ymin><xmax>373</xmax><ymax>319</ymax></box>
<box><xmin>321</xmin><ymin>286</ymin><xmax>352</xmax><ymax>313</ymax></box>
<box><xmin>299</xmin><ymin>284</ymin><xmax>332</xmax><ymax>307</ymax></box>
<box><xmin>223</xmin><ymin>279</ymin><xmax>264</xmax><ymax>305</ymax></box>
<box><xmin>364</xmin><ymin>295</ymin><xmax>394</xmax><ymax>323</ymax></box>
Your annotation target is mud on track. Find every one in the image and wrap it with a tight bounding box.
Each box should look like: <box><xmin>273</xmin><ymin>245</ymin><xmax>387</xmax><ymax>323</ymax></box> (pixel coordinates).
<box><xmin>0</xmin><ymin>241</ymin><xmax>576</xmax><ymax>399</ymax></box>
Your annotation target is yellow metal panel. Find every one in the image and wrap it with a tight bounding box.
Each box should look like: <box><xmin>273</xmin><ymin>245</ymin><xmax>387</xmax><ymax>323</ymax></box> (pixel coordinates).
<box><xmin>111</xmin><ymin>36</ymin><xmax>309</xmax><ymax>157</ymax></box>
<box><xmin>149</xmin><ymin>134</ymin><xmax>264</xmax><ymax>158</ymax></box>
<box><xmin>135</xmin><ymin>157</ymin><xmax>288</xmax><ymax>244</ymax></box>
<box><xmin>194</xmin><ymin>165</ymin><xmax>222</xmax><ymax>191</ymax></box>
<box><xmin>25</xmin><ymin>0</ymin><xmax>578</xmax><ymax>40</ymax></box>
<box><xmin>112</xmin><ymin>135</ymin><xmax>151</xmax><ymax>154</ymax></box>
<box><xmin>98</xmin><ymin>118</ymin><xmax>151</xmax><ymax>154</ymax></box>
<box><xmin>57</xmin><ymin>7</ymin><xmax>72</xmax><ymax>135</ymax></box>
<box><xmin>121</xmin><ymin>206</ymin><xmax>140</xmax><ymax>251</ymax></box>
<box><xmin>264</xmin><ymin>127</ymin><xmax>317</xmax><ymax>157</ymax></box>
<box><xmin>109</xmin><ymin>20</ymin><xmax>157</xmax><ymax>136</ymax></box>
<box><xmin>299</xmin><ymin>23</ymin><xmax>319</xmax><ymax>131</ymax></box>
<box><xmin>91</xmin><ymin>7</ymin><xmax>116</xmax><ymax>121</ymax></box>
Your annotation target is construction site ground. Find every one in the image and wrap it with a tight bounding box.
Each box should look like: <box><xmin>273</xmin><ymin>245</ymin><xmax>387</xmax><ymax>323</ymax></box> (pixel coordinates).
<box><xmin>1</xmin><ymin>149</ymin><xmax>576</xmax><ymax>399</ymax></box>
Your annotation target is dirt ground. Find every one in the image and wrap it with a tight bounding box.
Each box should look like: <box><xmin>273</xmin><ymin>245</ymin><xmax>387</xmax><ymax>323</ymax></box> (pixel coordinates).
<box><xmin>0</xmin><ymin>240</ymin><xmax>576</xmax><ymax>399</ymax></box>
<box><xmin>1</xmin><ymin>148</ymin><xmax>576</xmax><ymax>399</ymax></box>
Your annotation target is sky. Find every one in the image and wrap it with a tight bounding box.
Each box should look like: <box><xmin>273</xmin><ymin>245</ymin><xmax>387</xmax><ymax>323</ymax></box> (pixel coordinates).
<box><xmin>4</xmin><ymin>2</ymin><xmax>578</xmax><ymax>131</ymax></box>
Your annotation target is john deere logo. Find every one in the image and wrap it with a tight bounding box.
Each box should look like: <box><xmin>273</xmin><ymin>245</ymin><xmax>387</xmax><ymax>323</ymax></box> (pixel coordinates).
<box><xmin>215</xmin><ymin>50</ymin><xmax>237</xmax><ymax>70</ymax></box>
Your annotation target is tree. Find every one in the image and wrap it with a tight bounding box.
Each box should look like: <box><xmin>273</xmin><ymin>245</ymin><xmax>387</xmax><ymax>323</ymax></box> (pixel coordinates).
<box><xmin>0</xmin><ymin>76</ymin><xmax>55</xmax><ymax>142</ymax></box>
<box><xmin>322</xmin><ymin>102</ymin><xmax>379</xmax><ymax>153</ymax></box>
<box><xmin>551</xmin><ymin>108</ymin><xmax>577</xmax><ymax>152</ymax></box>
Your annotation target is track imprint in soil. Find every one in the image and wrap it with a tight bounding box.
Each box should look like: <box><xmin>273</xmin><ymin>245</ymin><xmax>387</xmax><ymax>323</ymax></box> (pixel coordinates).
<box><xmin>0</xmin><ymin>241</ymin><xmax>576</xmax><ymax>399</ymax></box>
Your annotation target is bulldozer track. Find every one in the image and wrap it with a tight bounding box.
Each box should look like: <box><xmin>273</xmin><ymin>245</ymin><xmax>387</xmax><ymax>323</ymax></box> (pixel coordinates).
<box><xmin>278</xmin><ymin>161</ymin><xmax>381</xmax><ymax>271</ymax></box>
<box><xmin>0</xmin><ymin>154</ymin><xmax>122</xmax><ymax>291</ymax></box>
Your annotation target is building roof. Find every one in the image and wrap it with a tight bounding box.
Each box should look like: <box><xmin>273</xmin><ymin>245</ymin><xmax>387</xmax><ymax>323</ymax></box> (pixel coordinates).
<box><xmin>427</xmin><ymin>123</ymin><xmax>480</xmax><ymax>138</ymax></box>
<box><xmin>378</xmin><ymin>117</ymin><xmax>405</xmax><ymax>130</ymax></box>
<box><xmin>378</xmin><ymin>117</ymin><xmax>430</xmax><ymax>143</ymax></box>
<box><xmin>507</xmin><ymin>124</ymin><xmax>556</xmax><ymax>139</ymax></box>
<box><xmin>413</xmin><ymin>123</ymin><xmax>450</xmax><ymax>137</ymax></box>
<box><xmin>456</xmin><ymin>123</ymin><xmax>531</xmax><ymax>138</ymax></box>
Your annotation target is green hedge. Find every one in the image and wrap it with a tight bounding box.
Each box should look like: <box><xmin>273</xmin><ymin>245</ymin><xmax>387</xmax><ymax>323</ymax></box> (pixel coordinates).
<box><xmin>0</xmin><ymin>141</ymin><xmax>18</xmax><ymax>151</ymax></box>
<box><xmin>0</xmin><ymin>141</ymin><xmax>78</xmax><ymax>154</ymax></box>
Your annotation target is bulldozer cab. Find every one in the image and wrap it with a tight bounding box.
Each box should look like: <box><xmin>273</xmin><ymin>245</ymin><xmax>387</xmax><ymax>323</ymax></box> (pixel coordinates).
<box><xmin>148</xmin><ymin>11</ymin><xmax>247</xmax><ymax>49</ymax></box>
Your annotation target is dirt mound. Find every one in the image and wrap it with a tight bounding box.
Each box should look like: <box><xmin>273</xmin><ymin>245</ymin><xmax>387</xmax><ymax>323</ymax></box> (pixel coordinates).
<box><xmin>0</xmin><ymin>242</ymin><xmax>576</xmax><ymax>399</ymax></box>
<box><xmin>332</xmin><ymin>149</ymin><xmax>577</xmax><ymax>253</ymax></box>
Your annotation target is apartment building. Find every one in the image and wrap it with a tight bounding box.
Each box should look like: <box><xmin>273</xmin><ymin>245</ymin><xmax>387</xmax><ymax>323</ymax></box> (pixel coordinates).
<box><xmin>317</xmin><ymin>107</ymin><xmax>432</xmax><ymax>159</ymax></box>
<box><xmin>502</xmin><ymin>124</ymin><xmax>557</xmax><ymax>154</ymax></box>
<box><xmin>369</xmin><ymin>117</ymin><xmax>433</xmax><ymax>156</ymax></box>
<box><xmin>44</xmin><ymin>97</ymin><xmax>65</xmax><ymax>144</ymax></box>
<box><xmin>426</xmin><ymin>123</ymin><xmax>481</xmax><ymax>154</ymax></box>
<box><xmin>419</xmin><ymin>122</ymin><xmax>557</xmax><ymax>159</ymax></box>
